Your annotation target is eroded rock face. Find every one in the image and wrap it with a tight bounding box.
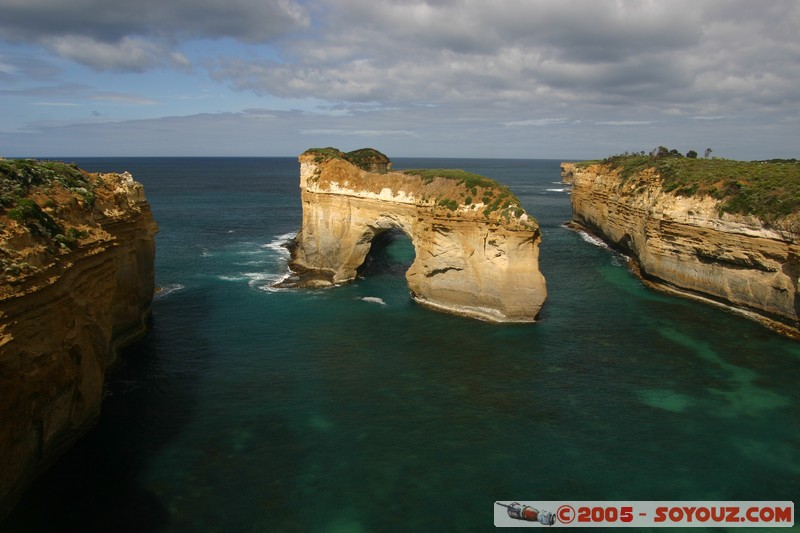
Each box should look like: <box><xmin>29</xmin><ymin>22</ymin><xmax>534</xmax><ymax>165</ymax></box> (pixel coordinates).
<box><xmin>285</xmin><ymin>149</ymin><xmax>547</xmax><ymax>322</ymax></box>
<box><xmin>0</xmin><ymin>163</ymin><xmax>157</xmax><ymax>517</ymax></box>
<box><xmin>562</xmin><ymin>161</ymin><xmax>800</xmax><ymax>336</ymax></box>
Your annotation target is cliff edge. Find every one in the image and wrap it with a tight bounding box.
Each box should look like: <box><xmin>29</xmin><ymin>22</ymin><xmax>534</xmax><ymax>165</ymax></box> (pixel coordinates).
<box><xmin>0</xmin><ymin>159</ymin><xmax>158</xmax><ymax>517</ymax></box>
<box><xmin>283</xmin><ymin>148</ymin><xmax>547</xmax><ymax>322</ymax></box>
<box><xmin>562</xmin><ymin>156</ymin><xmax>800</xmax><ymax>337</ymax></box>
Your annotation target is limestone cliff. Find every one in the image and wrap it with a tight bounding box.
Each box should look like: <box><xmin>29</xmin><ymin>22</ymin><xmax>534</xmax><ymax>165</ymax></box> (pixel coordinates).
<box><xmin>0</xmin><ymin>159</ymin><xmax>157</xmax><ymax>517</ymax></box>
<box><xmin>283</xmin><ymin>148</ymin><xmax>547</xmax><ymax>322</ymax></box>
<box><xmin>562</xmin><ymin>160</ymin><xmax>800</xmax><ymax>337</ymax></box>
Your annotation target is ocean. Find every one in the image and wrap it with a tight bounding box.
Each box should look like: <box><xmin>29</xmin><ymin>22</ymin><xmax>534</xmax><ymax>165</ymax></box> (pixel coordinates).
<box><xmin>4</xmin><ymin>157</ymin><xmax>798</xmax><ymax>532</ymax></box>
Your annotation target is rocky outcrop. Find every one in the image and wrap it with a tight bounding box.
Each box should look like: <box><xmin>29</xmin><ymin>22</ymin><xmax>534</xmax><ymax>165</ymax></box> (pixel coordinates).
<box><xmin>0</xmin><ymin>160</ymin><xmax>157</xmax><ymax>518</ymax></box>
<box><xmin>562</xmin><ymin>161</ymin><xmax>800</xmax><ymax>337</ymax></box>
<box><xmin>283</xmin><ymin>148</ymin><xmax>546</xmax><ymax>322</ymax></box>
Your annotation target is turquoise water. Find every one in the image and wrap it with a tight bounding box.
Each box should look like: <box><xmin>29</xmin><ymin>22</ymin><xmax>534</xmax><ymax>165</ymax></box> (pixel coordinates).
<box><xmin>4</xmin><ymin>158</ymin><xmax>799</xmax><ymax>532</ymax></box>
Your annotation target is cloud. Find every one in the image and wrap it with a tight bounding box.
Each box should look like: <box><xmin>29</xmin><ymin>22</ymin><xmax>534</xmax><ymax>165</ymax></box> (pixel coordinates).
<box><xmin>3</xmin><ymin>0</ymin><xmax>798</xmax><ymax>117</ymax></box>
<box><xmin>1</xmin><ymin>104</ymin><xmax>797</xmax><ymax>160</ymax></box>
<box><xmin>0</xmin><ymin>0</ymin><xmax>309</xmax><ymax>70</ymax></box>
<box><xmin>0</xmin><ymin>83</ymin><xmax>90</xmax><ymax>99</ymax></box>
<box><xmin>45</xmin><ymin>36</ymin><xmax>180</xmax><ymax>72</ymax></box>
<box><xmin>91</xmin><ymin>92</ymin><xmax>159</xmax><ymax>105</ymax></box>
<box><xmin>33</xmin><ymin>101</ymin><xmax>79</xmax><ymax>107</ymax></box>
<box><xmin>596</xmin><ymin>120</ymin><xmax>655</xmax><ymax>126</ymax></box>
<box><xmin>1</xmin><ymin>0</ymin><xmax>798</xmax><ymax>159</ymax></box>
<box><xmin>300</xmin><ymin>128</ymin><xmax>416</xmax><ymax>136</ymax></box>
<box><xmin>0</xmin><ymin>0</ymin><xmax>309</xmax><ymax>42</ymax></box>
<box><xmin>207</xmin><ymin>0</ymin><xmax>799</xmax><ymax>119</ymax></box>
<box><xmin>503</xmin><ymin>118</ymin><xmax>569</xmax><ymax>127</ymax></box>
<box><xmin>0</xmin><ymin>52</ymin><xmax>62</xmax><ymax>82</ymax></box>
<box><xmin>0</xmin><ymin>82</ymin><xmax>156</xmax><ymax>106</ymax></box>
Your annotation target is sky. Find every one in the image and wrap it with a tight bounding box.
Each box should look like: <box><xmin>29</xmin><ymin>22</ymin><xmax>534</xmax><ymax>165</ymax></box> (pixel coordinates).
<box><xmin>0</xmin><ymin>0</ymin><xmax>798</xmax><ymax>159</ymax></box>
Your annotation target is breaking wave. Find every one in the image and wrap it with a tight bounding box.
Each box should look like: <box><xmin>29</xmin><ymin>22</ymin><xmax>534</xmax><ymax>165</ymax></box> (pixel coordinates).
<box><xmin>218</xmin><ymin>275</ymin><xmax>247</xmax><ymax>282</ymax></box>
<box><xmin>155</xmin><ymin>283</ymin><xmax>184</xmax><ymax>300</ymax></box>
<box><xmin>248</xmin><ymin>271</ymin><xmax>292</xmax><ymax>292</ymax></box>
<box><xmin>263</xmin><ymin>232</ymin><xmax>296</xmax><ymax>258</ymax></box>
<box><xmin>578</xmin><ymin>231</ymin><xmax>611</xmax><ymax>250</ymax></box>
<box><xmin>212</xmin><ymin>232</ymin><xmax>296</xmax><ymax>292</ymax></box>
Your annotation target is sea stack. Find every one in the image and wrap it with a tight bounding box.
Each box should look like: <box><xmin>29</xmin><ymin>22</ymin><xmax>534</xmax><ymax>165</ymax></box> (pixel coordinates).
<box><xmin>562</xmin><ymin>155</ymin><xmax>800</xmax><ymax>337</ymax></box>
<box><xmin>283</xmin><ymin>148</ymin><xmax>547</xmax><ymax>322</ymax></box>
<box><xmin>0</xmin><ymin>160</ymin><xmax>158</xmax><ymax>517</ymax></box>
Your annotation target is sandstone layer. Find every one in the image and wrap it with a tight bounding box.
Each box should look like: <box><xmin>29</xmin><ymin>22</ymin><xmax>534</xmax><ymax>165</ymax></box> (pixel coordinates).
<box><xmin>284</xmin><ymin>148</ymin><xmax>547</xmax><ymax>322</ymax></box>
<box><xmin>562</xmin><ymin>161</ymin><xmax>800</xmax><ymax>337</ymax></box>
<box><xmin>0</xmin><ymin>160</ymin><xmax>157</xmax><ymax>518</ymax></box>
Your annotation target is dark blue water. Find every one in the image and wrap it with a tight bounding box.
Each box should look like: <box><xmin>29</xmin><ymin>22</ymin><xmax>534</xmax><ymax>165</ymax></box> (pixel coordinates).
<box><xmin>4</xmin><ymin>158</ymin><xmax>799</xmax><ymax>532</ymax></box>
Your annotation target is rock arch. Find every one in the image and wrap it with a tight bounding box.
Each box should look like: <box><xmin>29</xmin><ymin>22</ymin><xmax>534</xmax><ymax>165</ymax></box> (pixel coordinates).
<box><xmin>351</xmin><ymin>215</ymin><xmax>417</xmax><ymax>277</ymax></box>
<box><xmin>356</xmin><ymin>227</ymin><xmax>415</xmax><ymax>278</ymax></box>
<box><xmin>281</xmin><ymin>148</ymin><xmax>547</xmax><ymax>323</ymax></box>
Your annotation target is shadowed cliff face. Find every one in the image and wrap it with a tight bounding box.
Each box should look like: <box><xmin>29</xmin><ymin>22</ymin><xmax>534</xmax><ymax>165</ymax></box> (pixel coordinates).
<box><xmin>562</xmin><ymin>161</ymin><xmax>800</xmax><ymax>337</ymax></box>
<box><xmin>283</xmin><ymin>149</ymin><xmax>547</xmax><ymax>323</ymax></box>
<box><xmin>0</xmin><ymin>162</ymin><xmax>157</xmax><ymax>518</ymax></box>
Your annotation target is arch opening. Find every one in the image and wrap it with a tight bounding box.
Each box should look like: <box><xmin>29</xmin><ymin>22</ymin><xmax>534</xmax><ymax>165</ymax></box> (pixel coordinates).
<box><xmin>356</xmin><ymin>228</ymin><xmax>416</xmax><ymax>280</ymax></box>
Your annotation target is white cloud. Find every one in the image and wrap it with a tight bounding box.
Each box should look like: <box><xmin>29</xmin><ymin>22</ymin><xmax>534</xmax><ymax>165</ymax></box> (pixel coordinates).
<box><xmin>0</xmin><ymin>59</ymin><xmax>16</xmax><ymax>75</ymax></box>
<box><xmin>91</xmin><ymin>92</ymin><xmax>159</xmax><ymax>105</ymax></box>
<box><xmin>300</xmin><ymin>128</ymin><xmax>416</xmax><ymax>136</ymax></box>
<box><xmin>503</xmin><ymin>118</ymin><xmax>569</xmax><ymax>127</ymax></box>
<box><xmin>33</xmin><ymin>101</ymin><xmax>79</xmax><ymax>107</ymax></box>
<box><xmin>199</xmin><ymin>0</ymin><xmax>800</xmax><ymax>125</ymax></box>
<box><xmin>596</xmin><ymin>120</ymin><xmax>655</xmax><ymax>126</ymax></box>
<box><xmin>45</xmin><ymin>36</ymin><xmax>174</xmax><ymax>72</ymax></box>
<box><xmin>1</xmin><ymin>105</ymin><xmax>797</xmax><ymax>160</ymax></box>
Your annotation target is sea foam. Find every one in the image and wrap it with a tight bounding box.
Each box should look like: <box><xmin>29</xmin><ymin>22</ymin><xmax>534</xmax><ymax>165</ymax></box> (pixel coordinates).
<box><xmin>359</xmin><ymin>297</ymin><xmax>387</xmax><ymax>305</ymax></box>
<box><xmin>154</xmin><ymin>283</ymin><xmax>185</xmax><ymax>299</ymax></box>
<box><xmin>263</xmin><ymin>232</ymin><xmax>296</xmax><ymax>258</ymax></box>
<box><xmin>578</xmin><ymin>231</ymin><xmax>611</xmax><ymax>249</ymax></box>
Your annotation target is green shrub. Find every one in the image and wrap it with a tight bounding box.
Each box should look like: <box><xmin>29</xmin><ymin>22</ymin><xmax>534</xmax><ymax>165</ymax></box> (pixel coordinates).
<box><xmin>302</xmin><ymin>147</ymin><xmax>391</xmax><ymax>172</ymax></box>
<box><xmin>403</xmin><ymin>168</ymin><xmax>497</xmax><ymax>188</ymax></box>
<box><xmin>437</xmin><ymin>198</ymin><xmax>459</xmax><ymax>211</ymax></box>
<box><xmin>0</xmin><ymin>159</ymin><xmax>97</xmax><ymax>217</ymax></box>
<box><xmin>54</xmin><ymin>227</ymin><xmax>88</xmax><ymax>249</ymax></box>
<box><xmin>7</xmin><ymin>198</ymin><xmax>63</xmax><ymax>237</ymax></box>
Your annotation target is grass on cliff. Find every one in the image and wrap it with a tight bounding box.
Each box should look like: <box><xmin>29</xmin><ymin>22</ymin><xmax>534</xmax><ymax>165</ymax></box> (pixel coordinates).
<box><xmin>303</xmin><ymin>147</ymin><xmax>390</xmax><ymax>173</ymax></box>
<box><xmin>402</xmin><ymin>168</ymin><xmax>530</xmax><ymax>223</ymax></box>
<box><xmin>0</xmin><ymin>159</ymin><xmax>96</xmax><ymax>209</ymax></box>
<box><xmin>594</xmin><ymin>153</ymin><xmax>800</xmax><ymax>221</ymax></box>
<box><xmin>402</xmin><ymin>168</ymin><xmax>497</xmax><ymax>189</ymax></box>
<box><xmin>0</xmin><ymin>159</ymin><xmax>95</xmax><ymax>269</ymax></box>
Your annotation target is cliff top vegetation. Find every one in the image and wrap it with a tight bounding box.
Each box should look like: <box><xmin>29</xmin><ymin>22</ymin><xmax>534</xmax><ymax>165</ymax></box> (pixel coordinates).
<box><xmin>0</xmin><ymin>158</ymin><xmax>121</xmax><ymax>281</ymax></box>
<box><xmin>581</xmin><ymin>149</ymin><xmax>800</xmax><ymax>222</ymax></box>
<box><xmin>1</xmin><ymin>159</ymin><xmax>96</xmax><ymax>207</ymax></box>
<box><xmin>303</xmin><ymin>147</ymin><xmax>391</xmax><ymax>173</ymax></box>
<box><xmin>1</xmin><ymin>159</ymin><xmax>95</xmax><ymax>245</ymax></box>
<box><xmin>401</xmin><ymin>168</ymin><xmax>528</xmax><ymax>222</ymax></box>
